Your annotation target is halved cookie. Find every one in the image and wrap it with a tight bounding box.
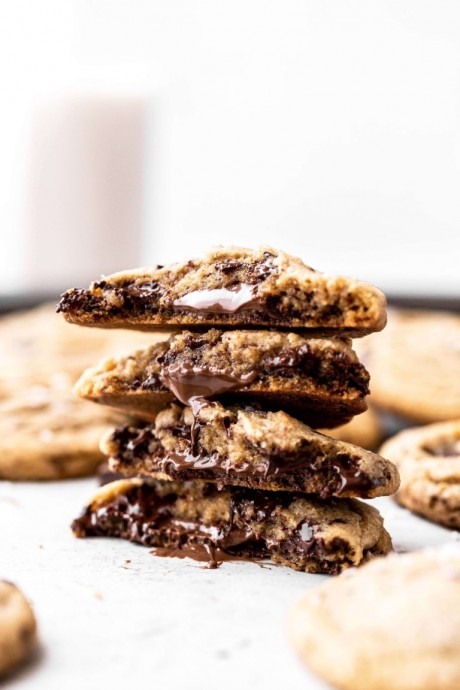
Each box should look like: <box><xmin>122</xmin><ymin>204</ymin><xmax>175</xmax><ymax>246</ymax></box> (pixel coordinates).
<box><xmin>102</xmin><ymin>402</ymin><xmax>400</xmax><ymax>499</ymax></box>
<box><xmin>58</xmin><ymin>246</ymin><xmax>386</xmax><ymax>336</ymax></box>
<box><xmin>72</xmin><ymin>478</ymin><xmax>392</xmax><ymax>574</ymax></box>
<box><xmin>75</xmin><ymin>329</ymin><xmax>369</xmax><ymax>427</ymax></box>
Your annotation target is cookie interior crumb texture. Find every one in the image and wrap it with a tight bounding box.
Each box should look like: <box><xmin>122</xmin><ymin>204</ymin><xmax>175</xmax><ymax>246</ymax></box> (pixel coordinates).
<box><xmin>72</xmin><ymin>478</ymin><xmax>392</xmax><ymax>574</ymax></box>
<box><xmin>58</xmin><ymin>246</ymin><xmax>387</xmax><ymax>335</ymax></box>
<box><xmin>74</xmin><ymin>329</ymin><xmax>370</xmax><ymax>428</ymax></box>
<box><xmin>103</xmin><ymin>402</ymin><xmax>400</xmax><ymax>499</ymax></box>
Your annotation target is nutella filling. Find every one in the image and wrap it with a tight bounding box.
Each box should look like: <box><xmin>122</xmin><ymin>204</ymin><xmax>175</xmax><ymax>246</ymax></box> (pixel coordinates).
<box><xmin>173</xmin><ymin>284</ymin><xmax>262</xmax><ymax>314</ymax></box>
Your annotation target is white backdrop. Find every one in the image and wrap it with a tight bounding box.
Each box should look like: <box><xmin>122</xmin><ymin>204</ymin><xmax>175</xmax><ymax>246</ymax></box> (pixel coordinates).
<box><xmin>1</xmin><ymin>1</ymin><xmax>459</xmax><ymax>295</ymax></box>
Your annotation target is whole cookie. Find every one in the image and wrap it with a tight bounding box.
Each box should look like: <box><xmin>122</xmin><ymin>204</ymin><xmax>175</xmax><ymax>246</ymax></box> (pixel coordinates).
<box><xmin>320</xmin><ymin>406</ymin><xmax>382</xmax><ymax>450</ymax></box>
<box><xmin>289</xmin><ymin>547</ymin><xmax>460</xmax><ymax>690</ymax></box>
<box><xmin>0</xmin><ymin>375</ymin><xmax>126</xmax><ymax>480</ymax></box>
<box><xmin>0</xmin><ymin>303</ymin><xmax>160</xmax><ymax>480</ymax></box>
<box><xmin>380</xmin><ymin>421</ymin><xmax>460</xmax><ymax>528</ymax></box>
<box><xmin>0</xmin><ymin>581</ymin><xmax>37</xmax><ymax>678</ymax></box>
<box><xmin>362</xmin><ymin>309</ymin><xmax>460</xmax><ymax>423</ymax></box>
<box><xmin>0</xmin><ymin>302</ymin><xmax>157</xmax><ymax>395</ymax></box>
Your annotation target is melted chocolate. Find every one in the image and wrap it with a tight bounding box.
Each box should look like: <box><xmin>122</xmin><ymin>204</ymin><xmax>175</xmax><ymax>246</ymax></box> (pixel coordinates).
<box><xmin>159</xmin><ymin>362</ymin><xmax>257</xmax><ymax>406</ymax></box>
<box><xmin>154</xmin><ymin>333</ymin><xmax>369</xmax><ymax>400</ymax></box>
<box><xmin>109</xmin><ymin>423</ymin><xmax>378</xmax><ymax>497</ymax></box>
<box><xmin>332</xmin><ymin>454</ymin><xmax>370</xmax><ymax>494</ymax></box>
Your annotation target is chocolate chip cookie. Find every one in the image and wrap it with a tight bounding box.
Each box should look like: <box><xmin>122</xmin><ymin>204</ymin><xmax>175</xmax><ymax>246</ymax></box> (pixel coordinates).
<box><xmin>321</xmin><ymin>406</ymin><xmax>383</xmax><ymax>450</ymax></box>
<box><xmin>102</xmin><ymin>402</ymin><xmax>399</xmax><ymax>498</ymax></box>
<box><xmin>72</xmin><ymin>478</ymin><xmax>392</xmax><ymax>573</ymax></box>
<box><xmin>58</xmin><ymin>246</ymin><xmax>387</xmax><ymax>336</ymax></box>
<box><xmin>362</xmin><ymin>309</ymin><xmax>460</xmax><ymax>423</ymax></box>
<box><xmin>75</xmin><ymin>329</ymin><xmax>370</xmax><ymax>428</ymax></box>
<box><xmin>0</xmin><ymin>581</ymin><xmax>37</xmax><ymax>678</ymax></box>
<box><xmin>0</xmin><ymin>303</ymin><xmax>160</xmax><ymax>480</ymax></box>
<box><xmin>0</xmin><ymin>375</ymin><xmax>126</xmax><ymax>480</ymax></box>
<box><xmin>380</xmin><ymin>421</ymin><xmax>460</xmax><ymax>528</ymax></box>
<box><xmin>0</xmin><ymin>302</ymin><xmax>157</xmax><ymax>393</ymax></box>
<box><xmin>289</xmin><ymin>546</ymin><xmax>460</xmax><ymax>690</ymax></box>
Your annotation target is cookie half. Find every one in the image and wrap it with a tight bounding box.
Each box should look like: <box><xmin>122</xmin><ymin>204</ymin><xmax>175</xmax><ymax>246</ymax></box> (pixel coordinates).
<box><xmin>362</xmin><ymin>309</ymin><xmax>460</xmax><ymax>422</ymax></box>
<box><xmin>380</xmin><ymin>421</ymin><xmax>460</xmax><ymax>528</ymax></box>
<box><xmin>0</xmin><ymin>581</ymin><xmax>37</xmax><ymax>678</ymax></box>
<box><xmin>289</xmin><ymin>546</ymin><xmax>460</xmax><ymax>690</ymax></box>
<box><xmin>58</xmin><ymin>246</ymin><xmax>387</xmax><ymax>336</ymax></box>
<box><xmin>102</xmin><ymin>402</ymin><xmax>400</xmax><ymax>498</ymax></box>
<box><xmin>75</xmin><ymin>329</ymin><xmax>370</xmax><ymax>428</ymax></box>
<box><xmin>72</xmin><ymin>478</ymin><xmax>392</xmax><ymax>574</ymax></box>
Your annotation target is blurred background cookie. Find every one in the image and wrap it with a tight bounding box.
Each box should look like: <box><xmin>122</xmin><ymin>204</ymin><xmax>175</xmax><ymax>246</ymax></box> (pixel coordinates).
<box><xmin>380</xmin><ymin>421</ymin><xmax>460</xmax><ymax>529</ymax></box>
<box><xmin>0</xmin><ymin>303</ymin><xmax>160</xmax><ymax>393</ymax></box>
<box><xmin>359</xmin><ymin>309</ymin><xmax>460</xmax><ymax>424</ymax></box>
<box><xmin>0</xmin><ymin>580</ymin><xmax>37</xmax><ymax>679</ymax></box>
<box><xmin>320</xmin><ymin>406</ymin><xmax>383</xmax><ymax>450</ymax></box>
<box><xmin>0</xmin><ymin>303</ymin><xmax>163</xmax><ymax>480</ymax></box>
<box><xmin>289</xmin><ymin>546</ymin><xmax>460</xmax><ymax>690</ymax></box>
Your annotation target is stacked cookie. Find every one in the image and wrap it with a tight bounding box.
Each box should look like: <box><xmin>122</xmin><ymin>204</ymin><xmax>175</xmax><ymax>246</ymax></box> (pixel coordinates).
<box><xmin>61</xmin><ymin>247</ymin><xmax>400</xmax><ymax>574</ymax></box>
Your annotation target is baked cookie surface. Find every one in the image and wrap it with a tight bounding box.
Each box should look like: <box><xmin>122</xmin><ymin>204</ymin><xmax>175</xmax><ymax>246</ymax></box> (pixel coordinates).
<box><xmin>320</xmin><ymin>406</ymin><xmax>382</xmax><ymax>450</ymax></box>
<box><xmin>0</xmin><ymin>303</ymin><xmax>159</xmax><ymax>480</ymax></box>
<box><xmin>289</xmin><ymin>546</ymin><xmax>460</xmax><ymax>690</ymax></box>
<box><xmin>76</xmin><ymin>329</ymin><xmax>369</xmax><ymax>428</ymax></box>
<box><xmin>0</xmin><ymin>375</ymin><xmax>126</xmax><ymax>480</ymax></box>
<box><xmin>102</xmin><ymin>402</ymin><xmax>400</xmax><ymax>498</ymax></box>
<box><xmin>0</xmin><ymin>581</ymin><xmax>37</xmax><ymax>678</ymax></box>
<box><xmin>58</xmin><ymin>246</ymin><xmax>387</xmax><ymax>336</ymax></box>
<box><xmin>362</xmin><ymin>309</ymin><xmax>460</xmax><ymax>422</ymax></box>
<box><xmin>72</xmin><ymin>478</ymin><xmax>392</xmax><ymax>574</ymax></box>
<box><xmin>0</xmin><ymin>302</ymin><xmax>157</xmax><ymax>394</ymax></box>
<box><xmin>380</xmin><ymin>421</ymin><xmax>460</xmax><ymax>528</ymax></box>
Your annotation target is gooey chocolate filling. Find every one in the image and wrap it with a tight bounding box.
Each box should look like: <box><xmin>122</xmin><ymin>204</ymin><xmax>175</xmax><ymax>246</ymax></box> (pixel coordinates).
<box><xmin>109</xmin><ymin>423</ymin><xmax>378</xmax><ymax>498</ymax></box>
<box><xmin>71</xmin><ymin>482</ymin><xmax>358</xmax><ymax>572</ymax></box>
